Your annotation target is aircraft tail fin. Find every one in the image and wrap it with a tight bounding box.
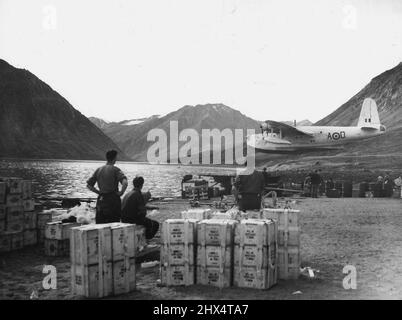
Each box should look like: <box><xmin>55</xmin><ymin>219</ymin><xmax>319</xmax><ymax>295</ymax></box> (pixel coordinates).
<box><xmin>357</xmin><ymin>98</ymin><xmax>381</xmax><ymax>127</ymax></box>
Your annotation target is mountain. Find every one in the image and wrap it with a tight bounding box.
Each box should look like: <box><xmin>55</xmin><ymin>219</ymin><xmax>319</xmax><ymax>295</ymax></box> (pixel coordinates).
<box><xmin>89</xmin><ymin>115</ymin><xmax>160</xmax><ymax>131</ymax></box>
<box><xmin>0</xmin><ymin>59</ymin><xmax>128</xmax><ymax>160</ymax></box>
<box><xmin>97</xmin><ymin>104</ymin><xmax>261</xmax><ymax>161</ymax></box>
<box><xmin>316</xmin><ymin>62</ymin><xmax>402</xmax><ymax>128</ymax></box>
<box><xmin>88</xmin><ymin>117</ymin><xmax>110</xmax><ymax>130</ymax></box>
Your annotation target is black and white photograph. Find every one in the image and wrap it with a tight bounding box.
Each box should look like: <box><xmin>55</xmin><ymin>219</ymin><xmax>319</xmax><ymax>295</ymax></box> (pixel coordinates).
<box><xmin>0</xmin><ymin>0</ymin><xmax>401</xmax><ymax>305</ymax></box>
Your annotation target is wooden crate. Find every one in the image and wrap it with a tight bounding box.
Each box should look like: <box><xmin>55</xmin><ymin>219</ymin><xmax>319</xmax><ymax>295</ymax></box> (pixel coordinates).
<box><xmin>5</xmin><ymin>178</ymin><xmax>23</xmax><ymax>194</ymax></box>
<box><xmin>23</xmin><ymin>199</ymin><xmax>35</xmax><ymax>212</ymax></box>
<box><xmin>71</xmin><ymin>262</ymin><xmax>113</xmax><ymax>298</ymax></box>
<box><xmin>37</xmin><ymin>212</ymin><xmax>53</xmax><ymax>229</ymax></box>
<box><xmin>278</xmin><ymin>246</ymin><xmax>300</xmax><ymax>280</ymax></box>
<box><xmin>112</xmin><ymin>258</ymin><xmax>136</xmax><ymax>295</ymax></box>
<box><xmin>5</xmin><ymin>207</ymin><xmax>24</xmax><ymax>233</ymax></box>
<box><xmin>161</xmin><ymin>219</ymin><xmax>198</xmax><ymax>245</ymax></box>
<box><xmin>0</xmin><ymin>182</ymin><xmax>6</xmax><ymax>204</ymax></box>
<box><xmin>10</xmin><ymin>232</ymin><xmax>23</xmax><ymax>250</ymax></box>
<box><xmin>0</xmin><ymin>233</ymin><xmax>12</xmax><ymax>252</ymax></box>
<box><xmin>6</xmin><ymin>194</ymin><xmax>23</xmax><ymax>208</ymax></box>
<box><xmin>181</xmin><ymin>208</ymin><xmax>212</xmax><ymax>220</ymax></box>
<box><xmin>196</xmin><ymin>266</ymin><xmax>232</xmax><ymax>288</ymax></box>
<box><xmin>22</xmin><ymin>180</ymin><xmax>32</xmax><ymax>199</ymax></box>
<box><xmin>0</xmin><ymin>204</ymin><xmax>5</xmax><ymax>220</ymax></box>
<box><xmin>161</xmin><ymin>243</ymin><xmax>195</xmax><ymax>266</ymax></box>
<box><xmin>233</xmin><ymin>266</ymin><xmax>277</xmax><ymax>289</ymax></box>
<box><xmin>45</xmin><ymin>239</ymin><xmax>70</xmax><ymax>256</ymax></box>
<box><xmin>160</xmin><ymin>219</ymin><xmax>197</xmax><ymax>286</ymax></box>
<box><xmin>197</xmin><ymin>245</ymin><xmax>232</xmax><ymax>268</ymax></box>
<box><xmin>23</xmin><ymin>229</ymin><xmax>38</xmax><ymax>246</ymax></box>
<box><xmin>0</xmin><ymin>219</ymin><xmax>5</xmax><ymax>234</ymax></box>
<box><xmin>134</xmin><ymin>225</ymin><xmax>146</xmax><ymax>253</ymax></box>
<box><xmin>234</xmin><ymin>219</ymin><xmax>277</xmax><ymax>247</ymax></box>
<box><xmin>245</xmin><ymin>210</ymin><xmax>262</xmax><ymax>219</ymax></box>
<box><xmin>38</xmin><ymin>228</ymin><xmax>46</xmax><ymax>244</ymax></box>
<box><xmin>161</xmin><ymin>264</ymin><xmax>195</xmax><ymax>286</ymax></box>
<box><xmin>70</xmin><ymin>224</ymin><xmax>112</xmax><ymax>266</ymax></box>
<box><xmin>23</xmin><ymin>212</ymin><xmax>37</xmax><ymax>230</ymax></box>
<box><xmin>45</xmin><ymin>221</ymin><xmax>81</xmax><ymax>240</ymax></box>
<box><xmin>261</xmin><ymin>209</ymin><xmax>300</xmax><ymax>247</ymax></box>
<box><xmin>197</xmin><ymin>219</ymin><xmax>237</xmax><ymax>246</ymax></box>
<box><xmin>110</xmin><ymin>223</ymin><xmax>137</xmax><ymax>260</ymax></box>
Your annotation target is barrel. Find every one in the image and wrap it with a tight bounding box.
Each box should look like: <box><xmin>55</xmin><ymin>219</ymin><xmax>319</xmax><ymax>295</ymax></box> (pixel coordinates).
<box><xmin>358</xmin><ymin>182</ymin><xmax>369</xmax><ymax>197</ymax></box>
<box><xmin>343</xmin><ymin>181</ymin><xmax>353</xmax><ymax>198</ymax></box>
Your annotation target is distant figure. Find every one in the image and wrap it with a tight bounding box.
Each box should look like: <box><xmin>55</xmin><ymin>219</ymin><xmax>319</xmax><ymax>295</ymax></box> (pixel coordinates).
<box><xmin>326</xmin><ymin>178</ymin><xmax>335</xmax><ymax>190</ymax></box>
<box><xmin>383</xmin><ymin>175</ymin><xmax>394</xmax><ymax>197</ymax></box>
<box><xmin>262</xmin><ymin>167</ymin><xmax>270</xmax><ymax>186</ymax></box>
<box><xmin>234</xmin><ymin>169</ymin><xmax>265</xmax><ymax>211</ymax></box>
<box><xmin>375</xmin><ymin>176</ymin><xmax>384</xmax><ymax>197</ymax></box>
<box><xmin>308</xmin><ymin>170</ymin><xmax>322</xmax><ymax>198</ymax></box>
<box><xmin>87</xmin><ymin>150</ymin><xmax>128</xmax><ymax>223</ymax></box>
<box><xmin>121</xmin><ymin>176</ymin><xmax>159</xmax><ymax>240</ymax></box>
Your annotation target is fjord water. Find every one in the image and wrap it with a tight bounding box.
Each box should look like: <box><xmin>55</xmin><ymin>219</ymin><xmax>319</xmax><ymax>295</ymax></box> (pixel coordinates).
<box><xmin>0</xmin><ymin>159</ymin><xmax>236</xmax><ymax>199</ymax></box>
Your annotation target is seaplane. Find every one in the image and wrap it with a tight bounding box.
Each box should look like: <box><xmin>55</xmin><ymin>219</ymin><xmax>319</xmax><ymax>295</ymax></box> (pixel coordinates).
<box><xmin>247</xmin><ymin>98</ymin><xmax>386</xmax><ymax>154</ymax></box>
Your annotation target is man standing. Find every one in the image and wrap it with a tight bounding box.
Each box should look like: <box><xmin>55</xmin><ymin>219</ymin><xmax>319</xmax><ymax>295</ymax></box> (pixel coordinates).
<box><xmin>87</xmin><ymin>150</ymin><xmax>128</xmax><ymax>223</ymax></box>
<box><xmin>309</xmin><ymin>170</ymin><xmax>322</xmax><ymax>198</ymax></box>
<box><xmin>234</xmin><ymin>168</ymin><xmax>265</xmax><ymax>211</ymax></box>
<box><xmin>121</xmin><ymin>176</ymin><xmax>159</xmax><ymax>240</ymax></box>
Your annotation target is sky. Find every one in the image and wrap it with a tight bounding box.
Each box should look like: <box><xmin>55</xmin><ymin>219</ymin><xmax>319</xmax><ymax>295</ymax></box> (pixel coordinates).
<box><xmin>1</xmin><ymin>0</ymin><xmax>401</xmax><ymax>123</ymax></box>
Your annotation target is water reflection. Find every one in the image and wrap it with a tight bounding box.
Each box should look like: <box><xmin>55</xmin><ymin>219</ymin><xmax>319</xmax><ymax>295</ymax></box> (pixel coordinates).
<box><xmin>0</xmin><ymin>159</ymin><xmax>236</xmax><ymax>198</ymax></box>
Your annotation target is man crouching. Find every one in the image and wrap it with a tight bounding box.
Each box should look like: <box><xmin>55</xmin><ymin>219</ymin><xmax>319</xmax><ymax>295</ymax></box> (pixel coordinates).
<box><xmin>121</xmin><ymin>176</ymin><xmax>159</xmax><ymax>240</ymax></box>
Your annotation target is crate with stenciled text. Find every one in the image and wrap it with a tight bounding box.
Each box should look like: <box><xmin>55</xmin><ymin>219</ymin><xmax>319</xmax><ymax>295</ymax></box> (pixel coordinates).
<box><xmin>233</xmin><ymin>219</ymin><xmax>278</xmax><ymax>289</ymax></box>
<box><xmin>196</xmin><ymin>219</ymin><xmax>237</xmax><ymax>288</ymax></box>
<box><xmin>45</xmin><ymin>221</ymin><xmax>81</xmax><ymax>240</ymax></box>
<box><xmin>5</xmin><ymin>206</ymin><xmax>24</xmax><ymax>233</ymax></box>
<box><xmin>160</xmin><ymin>219</ymin><xmax>197</xmax><ymax>286</ymax></box>
<box><xmin>45</xmin><ymin>238</ymin><xmax>70</xmax><ymax>256</ymax></box>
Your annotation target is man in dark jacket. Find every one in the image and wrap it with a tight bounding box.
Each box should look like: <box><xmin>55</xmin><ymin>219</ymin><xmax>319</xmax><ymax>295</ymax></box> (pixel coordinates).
<box><xmin>308</xmin><ymin>170</ymin><xmax>322</xmax><ymax>198</ymax></box>
<box><xmin>234</xmin><ymin>169</ymin><xmax>265</xmax><ymax>211</ymax></box>
<box><xmin>121</xmin><ymin>176</ymin><xmax>159</xmax><ymax>240</ymax></box>
<box><xmin>87</xmin><ymin>150</ymin><xmax>128</xmax><ymax>223</ymax></box>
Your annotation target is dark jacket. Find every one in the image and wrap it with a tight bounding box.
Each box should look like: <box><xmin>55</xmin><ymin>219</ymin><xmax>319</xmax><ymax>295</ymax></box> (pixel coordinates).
<box><xmin>121</xmin><ymin>189</ymin><xmax>147</xmax><ymax>223</ymax></box>
<box><xmin>234</xmin><ymin>170</ymin><xmax>265</xmax><ymax>195</ymax></box>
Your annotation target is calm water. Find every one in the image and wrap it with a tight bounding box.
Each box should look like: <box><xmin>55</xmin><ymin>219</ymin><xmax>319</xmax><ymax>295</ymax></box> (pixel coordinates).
<box><xmin>0</xmin><ymin>159</ymin><xmax>237</xmax><ymax>199</ymax></box>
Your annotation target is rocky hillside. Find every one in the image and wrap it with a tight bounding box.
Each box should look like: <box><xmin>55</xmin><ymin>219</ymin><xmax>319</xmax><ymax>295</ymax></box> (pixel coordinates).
<box><xmin>0</xmin><ymin>59</ymin><xmax>128</xmax><ymax>160</ymax></box>
<box><xmin>93</xmin><ymin>104</ymin><xmax>261</xmax><ymax>162</ymax></box>
<box><xmin>316</xmin><ymin>62</ymin><xmax>402</xmax><ymax>128</ymax></box>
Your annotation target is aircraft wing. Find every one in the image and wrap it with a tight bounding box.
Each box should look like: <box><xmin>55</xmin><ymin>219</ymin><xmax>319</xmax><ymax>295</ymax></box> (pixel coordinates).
<box><xmin>263</xmin><ymin>120</ymin><xmax>314</xmax><ymax>137</ymax></box>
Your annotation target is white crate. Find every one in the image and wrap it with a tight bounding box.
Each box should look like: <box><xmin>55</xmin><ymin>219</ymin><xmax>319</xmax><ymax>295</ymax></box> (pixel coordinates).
<box><xmin>278</xmin><ymin>246</ymin><xmax>300</xmax><ymax>280</ymax></box>
<box><xmin>23</xmin><ymin>199</ymin><xmax>35</xmax><ymax>212</ymax></box>
<box><xmin>45</xmin><ymin>221</ymin><xmax>81</xmax><ymax>240</ymax></box>
<box><xmin>197</xmin><ymin>219</ymin><xmax>237</xmax><ymax>246</ymax></box>
<box><xmin>23</xmin><ymin>211</ymin><xmax>37</xmax><ymax>230</ymax></box>
<box><xmin>196</xmin><ymin>266</ymin><xmax>232</xmax><ymax>288</ymax></box>
<box><xmin>109</xmin><ymin>222</ymin><xmax>137</xmax><ymax>260</ymax></box>
<box><xmin>234</xmin><ymin>219</ymin><xmax>277</xmax><ymax>247</ymax></box>
<box><xmin>181</xmin><ymin>208</ymin><xmax>212</xmax><ymax>220</ymax></box>
<box><xmin>21</xmin><ymin>180</ymin><xmax>32</xmax><ymax>200</ymax></box>
<box><xmin>112</xmin><ymin>258</ymin><xmax>136</xmax><ymax>295</ymax></box>
<box><xmin>161</xmin><ymin>219</ymin><xmax>198</xmax><ymax>244</ymax></box>
<box><xmin>161</xmin><ymin>264</ymin><xmax>195</xmax><ymax>286</ymax></box>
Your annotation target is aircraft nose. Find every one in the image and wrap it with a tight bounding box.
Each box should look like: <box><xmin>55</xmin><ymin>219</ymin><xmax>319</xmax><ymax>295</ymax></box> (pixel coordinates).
<box><xmin>380</xmin><ymin>125</ymin><xmax>386</xmax><ymax>132</ymax></box>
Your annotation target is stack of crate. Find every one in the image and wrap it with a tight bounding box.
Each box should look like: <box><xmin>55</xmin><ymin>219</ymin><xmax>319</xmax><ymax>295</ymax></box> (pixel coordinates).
<box><xmin>261</xmin><ymin>208</ymin><xmax>301</xmax><ymax>279</ymax></box>
<box><xmin>0</xmin><ymin>178</ymin><xmax>37</xmax><ymax>252</ymax></box>
<box><xmin>160</xmin><ymin>219</ymin><xmax>198</xmax><ymax>286</ymax></box>
<box><xmin>70</xmin><ymin>223</ymin><xmax>138</xmax><ymax>298</ymax></box>
<box><xmin>37</xmin><ymin>212</ymin><xmax>53</xmax><ymax>244</ymax></box>
<box><xmin>233</xmin><ymin>219</ymin><xmax>278</xmax><ymax>289</ymax></box>
<box><xmin>196</xmin><ymin>219</ymin><xmax>237</xmax><ymax>288</ymax></box>
<box><xmin>44</xmin><ymin>221</ymin><xmax>81</xmax><ymax>256</ymax></box>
